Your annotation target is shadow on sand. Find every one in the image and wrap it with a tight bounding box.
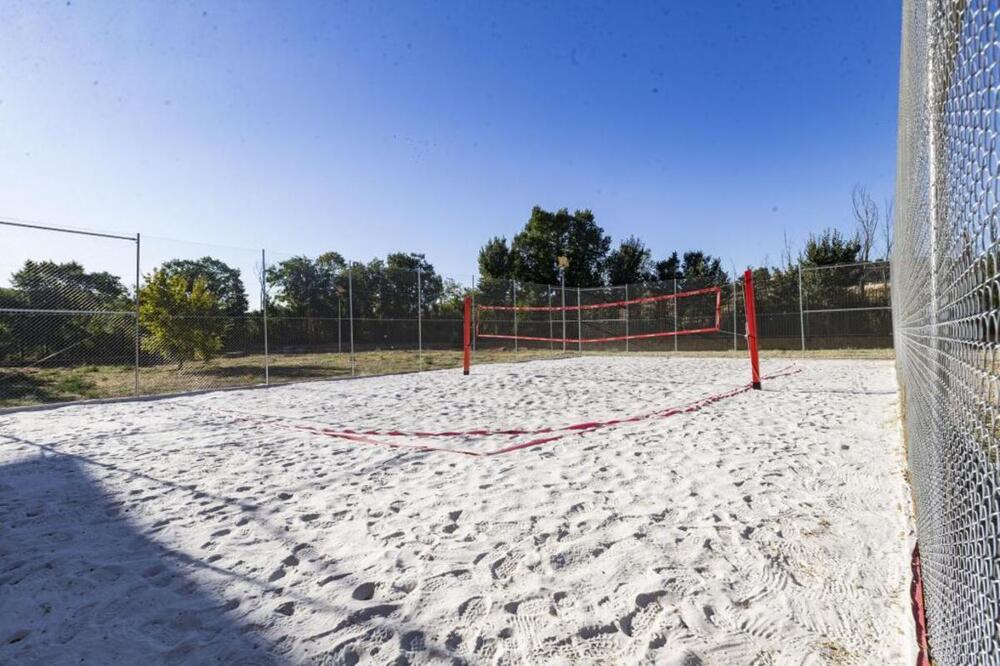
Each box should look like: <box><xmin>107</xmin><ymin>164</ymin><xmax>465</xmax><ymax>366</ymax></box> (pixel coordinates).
<box><xmin>0</xmin><ymin>452</ymin><xmax>279</xmax><ymax>664</ymax></box>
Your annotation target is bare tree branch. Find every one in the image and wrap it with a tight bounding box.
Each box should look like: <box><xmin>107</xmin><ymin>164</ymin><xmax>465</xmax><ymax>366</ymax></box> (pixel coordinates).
<box><xmin>882</xmin><ymin>196</ymin><xmax>894</xmax><ymax>259</ymax></box>
<box><xmin>851</xmin><ymin>184</ymin><xmax>879</xmax><ymax>262</ymax></box>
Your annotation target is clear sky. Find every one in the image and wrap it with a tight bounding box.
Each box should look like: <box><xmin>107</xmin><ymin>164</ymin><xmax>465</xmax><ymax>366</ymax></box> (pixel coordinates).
<box><xmin>0</xmin><ymin>1</ymin><xmax>901</xmax><ymax>286</ymax></box>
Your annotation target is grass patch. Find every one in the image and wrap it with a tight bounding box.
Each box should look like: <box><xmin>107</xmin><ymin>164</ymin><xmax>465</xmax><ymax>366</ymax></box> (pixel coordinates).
<box><xmin>0</xmin><ymin>346</ymin><xmax>894</xmax><ymax>408</ymax></box>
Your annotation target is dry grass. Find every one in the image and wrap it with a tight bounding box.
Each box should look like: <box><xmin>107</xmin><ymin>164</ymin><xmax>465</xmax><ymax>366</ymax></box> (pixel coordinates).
<box><xmin>0</xmin><ymin>346</ymin><xmax>893</xmax><ymax>408</ymax></box>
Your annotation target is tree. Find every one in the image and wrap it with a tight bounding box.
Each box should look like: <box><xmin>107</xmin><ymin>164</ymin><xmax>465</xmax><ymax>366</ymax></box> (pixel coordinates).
<box><xmin>379</xmin><ymin>252</ymin><xmax>443</xmax><ymax>316</ymax></box>
<box><xmin>139</xmin><ymin>270</ymin><xmax>224</xmax><ymax>368</ymax></box>
<box><xmin>882</xmin><ymin>196</ymin><xmax>894</xmax><ymax>259</ymax></box>
<box><xmin>802</xmin><ymin>228</ymin><xmax>861</xmax><ymax>266</ymax></box>
<box><xmin>6</xmin><ymin>261</ymin><xmax>131</xmax><ymax>364</ymax></box>
<box><xmin>851</xmin><ymin>184</ymin><xmax>880</xmax><ymax>262</ymax></box>
<box><xmin>158</xmin><ymin>257</ymin><xmax>248</xmax><ymax>317</ymax></box>
<box><xmin>266</xmin><ymin>253</ymin><xmax>344</xmax><ymax>317</ymax></box>
<box><xmin>654</xmin><ymin>252</ymin><xmax>681</xmax><ymax>281</ymax></box>
<box><xmin>605</xmin><ymin>236</ymin><xmax>654</xmax><ymax>285</ymax></box>
<box><xmin>509</xmin><ymin>206</ymin><xmax>611</xmax><ymax>287</ymax></box>
<box><xmin>680</xmin><ymin>251</ymin><xmax>728</xmax><ymax>284</ymax></box>
<box><xmin>478</xmin><ymin>237</ymin><xmax>512</xmax><ymax>282</ymax></box>
<box><xmin>12</xmin><ymin>260</ymin><xmax>128</xmax><ymax>310</ymax></box>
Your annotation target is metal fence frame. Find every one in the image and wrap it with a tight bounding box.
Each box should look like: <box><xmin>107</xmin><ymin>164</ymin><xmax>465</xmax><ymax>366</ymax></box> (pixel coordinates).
<box><xmin>1</xmin><ymin>217</ymin><xmax>894</xmax><ymax>409</ymax></box>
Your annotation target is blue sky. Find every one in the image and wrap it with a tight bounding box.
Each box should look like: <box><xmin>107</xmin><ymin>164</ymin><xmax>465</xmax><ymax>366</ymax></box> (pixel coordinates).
<box><xmin>0</xmin><ymin>1</ymin><xmax>901</xmax><ymax>286</ymax></box>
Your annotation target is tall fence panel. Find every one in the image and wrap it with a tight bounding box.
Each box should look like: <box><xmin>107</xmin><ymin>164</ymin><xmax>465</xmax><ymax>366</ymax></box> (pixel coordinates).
<box><xmin>800</xmin><ymin>261</ymin><xmax>892</xmax><ymax>350</ymax></box>
<box><xmin>0</xmin><ymin>220</ymin><xmax>138</xmax><ymax>407</ymax></box>
<box><xmin>894</xmin><ymin>0</ymin><xmax>1000</xmax><ymax>662</ymax></box>
<box><xmin>138</xmin><ymin>236</ymin><xmax>266</xmax><ymax>395</ymax></box>
<box><xmin>1</xmin><ymin>218</ymin><xmax>895</xmax><ymax>410</ymax></box>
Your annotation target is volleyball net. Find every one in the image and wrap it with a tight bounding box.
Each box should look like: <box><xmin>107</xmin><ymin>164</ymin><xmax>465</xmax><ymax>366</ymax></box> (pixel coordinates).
<box><xmin>475</xmin><ymin>284</ymin><xmax>723</xmax><ymax>346</ymax></box>
<box><xmin>465</xmin><ymin>270</ymin><xmax>762</xmax><ymax>387</ymax></box>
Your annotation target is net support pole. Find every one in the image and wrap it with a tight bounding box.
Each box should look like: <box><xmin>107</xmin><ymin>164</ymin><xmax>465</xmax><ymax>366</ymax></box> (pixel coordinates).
<box><xmin>134</xmin><ymin>232</ymin><xmax>141</xmax><ymax>397</ymax></box>
<box><xmin>338</xmin><ymin>297</ymin><xmax>342</xmax><ymax>353</ymax></box>
<box><xmin>624</xmin><ymin>283</ymin><xmax>629</xmax><ymax>352</ymax></box>
<box><xmin>798</xmin><ymin>264</ymin><xmax>806</xmax><ymax>352</ymax></box>
<box><xmin>417</xmin><ymin>267</ymin><xmax>423</xmax><ymax>368</ymax></box>
<box><xmin>512</xmin><ymin>281</ymin><xmax>518</xmax><ymax>354</ymax></box>
<box><xmin>743</xmin><ymin>269</ymin><xmax>761</xmax><ymax>389</ymax></box>
<box><xmin>577</xmin><ymin>287</ymin><xmax>582</xmax><ymax>355</ymax></box>
<box><xmin>673</xmin><ymin>278</ymin><xmax>678</xmax><ymax>352</ymax></box>
<box><xmin>348</xmin><ymin>266</ymin><xmax>356</xmax><ymax>376</ymax></box>
<box><xmin>463</xmin><ymin>295</ymin><xmax>471</xmax><ymax>375</ymax></box>
<box><xmin>262</xmin><ymin>248</ymin><xmax>269</xmax><ymax>386</ymax></box>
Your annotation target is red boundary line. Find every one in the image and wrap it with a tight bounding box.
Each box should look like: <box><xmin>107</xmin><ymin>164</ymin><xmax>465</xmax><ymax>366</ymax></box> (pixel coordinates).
<box><xmin>214</xmin><ymin>366</ymin><xmax>802</xmax><ymax>456</ymax></box>
<box><xmin>477</xmin><ymin>285</ymin><xmax>721</xmax><ymax>312</ymax></box>
<box><xmin>336</xmin><ymin>365</ymin><xmax>802</xmax><ymax>439</ymax></box>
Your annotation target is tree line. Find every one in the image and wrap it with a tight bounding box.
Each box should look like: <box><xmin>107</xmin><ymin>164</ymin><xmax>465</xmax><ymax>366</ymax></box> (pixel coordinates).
<box><xmin>1</xmin><ymin>184</ymin><xmax>892</xmax><ymax>367</ymax></box>
<box><xmin>478</xmin><ymin>184</ymin><xmax>892</xmax><ymax>290</ymax></box>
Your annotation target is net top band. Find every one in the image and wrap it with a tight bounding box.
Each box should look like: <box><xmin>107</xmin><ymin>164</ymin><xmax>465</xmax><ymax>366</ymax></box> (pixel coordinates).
<box><xmin>477</xmin><ymin>285</ymin><xmax>721</xmax><ymax>312</ymax></box>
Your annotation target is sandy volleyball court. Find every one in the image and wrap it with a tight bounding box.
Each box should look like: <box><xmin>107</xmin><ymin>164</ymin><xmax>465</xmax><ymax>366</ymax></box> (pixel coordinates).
<box><xmin>0</xmin><ymin>356</ymin><xmax>913</xmax><ymax>664</ymax></box>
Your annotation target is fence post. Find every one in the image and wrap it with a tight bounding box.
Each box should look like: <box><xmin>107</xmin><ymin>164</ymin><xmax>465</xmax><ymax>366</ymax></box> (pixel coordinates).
<box><xmin>577</xmin><ymin>287</ymin><xmax>583</xmax><ymax>355</ymax></box>
<box><xmin>512</xmin><ymin>281</ymin><xmax>518</xmax><ymax>354</ymax></box>
<box><xmin>134</xmin><ymin>233</ymin><xmax>141</xmax><ymax>397</ymax></box>
<box><xmin>417</xmin><ymin>267</ymin><xmax>423</xmax><ymax>368</ymax></box>
<box><xmin>673</xmin><ymin>278</ymin><xmax>678</xmax><ymax>352</ymax></box>
<box><xmin>548</xmin><ymin>288</ymin><xmax>554</xmax><ymax>350</ymax></box>
<box><xmin>623</xmin><ymin>283</ymin><xmax>629</xmax><ymax>352</ymax></box>
<box><xmin>798</xmin><ymin>264</ymin><xmax>806</xmax><ymax>352</ymax></box>
<box><xmin>348</xmin><ymin>265</ymin><xmax>356</xmax><ymax>376</ymax></box>
<box><xmin>261</xmin><ymin>248</ymin><xmax>269</xmax><ymax>386</ymax></box>
<box><xmin>561</xmin><ymin>274</ymin><xmax>567</xmax><ymax>352</ymax></box>
<box><xmin>732</xmin><ymin>279</ymin><xmax>738</xmax><ymax>351</ymax></box>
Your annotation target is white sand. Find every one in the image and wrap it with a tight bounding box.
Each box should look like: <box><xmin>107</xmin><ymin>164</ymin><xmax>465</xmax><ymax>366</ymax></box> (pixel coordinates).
<box><xmin>0</xmin><ymin>356</ymin><xmax>914</xmax><ymax>664</ymax></box>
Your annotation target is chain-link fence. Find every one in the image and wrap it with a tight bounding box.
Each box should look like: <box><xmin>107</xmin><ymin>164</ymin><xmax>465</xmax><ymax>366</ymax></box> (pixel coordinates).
<box><xmin>894</xmin><ymin>0</ymin><xmax>1000</xmax><ymax>662</ymax></box>
<box><xmin>1</xmin><ymin>219</ymin><xmax>894</xmax><ymax>409</ymax></box>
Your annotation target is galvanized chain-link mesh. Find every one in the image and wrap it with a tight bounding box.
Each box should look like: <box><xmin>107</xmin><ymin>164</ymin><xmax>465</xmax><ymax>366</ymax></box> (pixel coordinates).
<box><xmin>0</xmin><ymin>225</ymin><xmax>138</xmax><ymax>406</ymax></box>
<box><xmin>2</xmin><ymin>217</ymin><xmax>894</xmax><ymax>409</ymax></box>
<box><xmin>895</xmin><ymin>0</ymin><xmax>1000</xmax><ymax>662</ymax></box>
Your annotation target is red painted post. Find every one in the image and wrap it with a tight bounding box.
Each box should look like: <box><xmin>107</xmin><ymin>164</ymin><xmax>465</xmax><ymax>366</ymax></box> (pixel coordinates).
<box><xmin>463</xmin><ymin>296</ymin><xmax>472</xmax><ymax>375</ymax></box>
<box><xmin>743</xmin><ymin>269</ymin><xmax>761</xmax><ymax>389</ymax></box>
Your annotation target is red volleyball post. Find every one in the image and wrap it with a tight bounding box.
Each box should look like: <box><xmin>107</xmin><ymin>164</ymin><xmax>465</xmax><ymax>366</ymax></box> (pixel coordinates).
<box><xmin>742</xmin><ymin>269</ymin><xmax>761</xmax><ymax>389</ymax></box>
<box><xmin>463</xmin><ymin>295</ymin><xmax>472</xmax><ymax>375</ymax></box>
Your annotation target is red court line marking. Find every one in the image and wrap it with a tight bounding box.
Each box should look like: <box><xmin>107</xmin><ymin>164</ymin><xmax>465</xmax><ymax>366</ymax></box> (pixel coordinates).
<box><xmin>477</xmin><ymin>285</ymin><xmax>720</xmax><ymax>312</ymax></box>
<box><xmin>213</xmin><ymin>366</ymin><xmax>802</xmax><ymax>456</ymax></box>
<box><xmin>338</xmin><ymin>365</ymin><xmax>803</xmax><ymax>439</ymax></box>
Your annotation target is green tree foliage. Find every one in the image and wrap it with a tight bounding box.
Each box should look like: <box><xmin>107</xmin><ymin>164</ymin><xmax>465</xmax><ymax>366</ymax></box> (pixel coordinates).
<box><xmin>801</xmin><ymin>229</ymin><xmax>861</xmax><ymax>267</ymax></box>
<box><xmin>158</xmin><ymin>257</ymin><xmax>249</xmax><ymax>317</ymax></box>
<box><xmin>509</xmin><ymin>206</ymin><xmax>611</xmax><ymax>287</ymax></box>
<box><xmin>1</xmin><ymin>261</ymin><xmax>131</xmax><ymax>365</ymax></box>
<box><xmin>605</xmin><ymin>236</ymin><xmax>654</xmax><ymax>285</ymax></box>
<box><xmin>679</xmin><ymin>251</ymin><xmax>728</xmax><ymax>284</ymax></box>
<box><xmin>380</xmin><ymin>252</ymin><xmax>443</xmax><ymax>316</ymax></box>
<box><xmin>478</xmin><ymin>237</ymin><xmax>512</xmax><ymax>281</ymax></box>
<box><xmin>266</xmin><ymin>251</ymin><xmax>449</xmax><ymax>319</ymax></box>
<box><xmin>654</xmin><ymin>252</ymin><xmax>681</xmax><ymax>281</ymax></box>
<box><xmin>12</xmin><ymin>260</ymin><xmax>128</xmax><ymax>310</ymax></box>
<box><xmin>266</xmin><ymin>252</ymin><xmax>345</xmax><ymax>317</ymax></box>
<box><xmin>139</xmin><ymin>270</ymin><xmax>224</xmax><ymax>368</ymax></box>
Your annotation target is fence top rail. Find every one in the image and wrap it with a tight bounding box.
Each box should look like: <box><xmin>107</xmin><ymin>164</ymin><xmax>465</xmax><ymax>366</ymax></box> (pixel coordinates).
<box><xmin>800</xmin><ymin>260</ymin><xmax>890</xmax><ymax>271</ymax></box>
<box><xmin>0</xmin><ymin>307</ymin><xmax>136</xmax><ymax>316</ymax></box>
<box><xmin>0</xmin><ymin>218</ymin><xmax>138</xmax><ymax>242</ymax></box>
